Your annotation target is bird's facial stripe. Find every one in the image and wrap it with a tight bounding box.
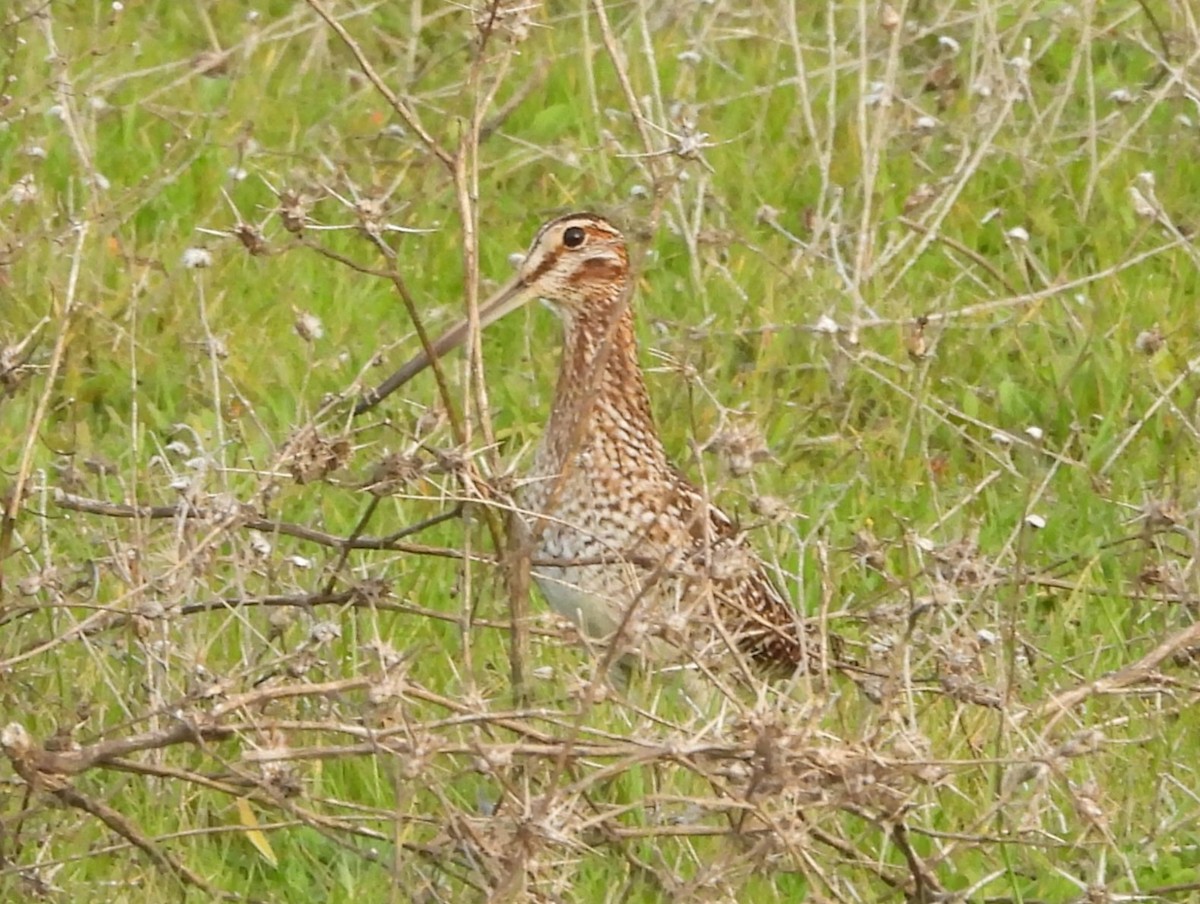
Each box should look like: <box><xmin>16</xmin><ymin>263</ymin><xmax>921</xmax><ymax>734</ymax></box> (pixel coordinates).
<box><xmin>526</xmin><ymin>248</ymin><xmax>562</xmax><ymax>284</ymax></box>
<box><xmin>579</xmin><ymin>222</ymin><xmax>618</xmax><ymax>243</ymax></box>
<box><xmin>566</xmin><ymin>256</ymin><xmax>624</xmax><ymax>286</ymax></box>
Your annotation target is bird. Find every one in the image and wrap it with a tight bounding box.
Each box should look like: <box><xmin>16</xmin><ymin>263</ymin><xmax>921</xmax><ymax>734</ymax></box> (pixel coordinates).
<box><xmin>357</xmin><ymin>212</ymin><xmax>833</xmax><ymax>677</ymax></box>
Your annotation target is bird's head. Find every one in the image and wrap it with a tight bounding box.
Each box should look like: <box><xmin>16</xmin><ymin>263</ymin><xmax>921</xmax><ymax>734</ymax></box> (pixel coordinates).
<box><xmin>354</xmin><ymin>212</ymin><xmax>633</xmax><ymax>413</ymax></box>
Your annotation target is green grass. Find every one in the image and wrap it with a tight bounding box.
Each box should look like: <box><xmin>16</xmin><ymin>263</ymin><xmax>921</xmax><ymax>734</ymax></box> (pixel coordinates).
<box><xmin>3</xmin><ymin>0</ymin><xmax>1200</xmax><ymax>900</ymax></box>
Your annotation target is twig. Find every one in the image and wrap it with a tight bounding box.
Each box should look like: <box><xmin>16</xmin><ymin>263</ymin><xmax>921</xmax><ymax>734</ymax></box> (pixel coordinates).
<box><xmin>304</xmin><ymin>0</ymin><xmax>454</xmax><ymax>170</ymax></box>
<box><xmin>1</xmin><ymin>724</ymin><xmax>249</xmax><ymax>901</ymax></box>
<box><xmin>179</xmin><ymin>590</ymin><xmax>563</xmax><ymax>638</ymax></box>
<box><xmin>0</xmin><ymin>223</ymin><xmax>88</xmax><ymax>595</ymax></box>
<box><xmin>52</xmin><ymin>490</ymin><xmax>472</xmax><ymax>559</ymax></box>
<box><xmin>1035</xmin><ymin>620</ymin><xmax>1200</xmax><ymax>732</ymax></box>
<box><xmin>871</xmin><ymin>235</ymin><xmax>1193</xmax><ymax>329</ymax></box>
<box><xmin>1099</xmin><ymin>354</ymin><xmax>1200</xmax><ymax>477</ymax></box>
<box><xmin>898</xmin><ymin>216</ymin><xmax>1020</xmax><ymax>297</ymax></box>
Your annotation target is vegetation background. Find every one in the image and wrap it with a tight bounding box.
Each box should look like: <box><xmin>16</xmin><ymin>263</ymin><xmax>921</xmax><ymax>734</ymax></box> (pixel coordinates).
<box><xmin>2</xmin><ymin>0</ymin><xmax>1199</xmax><ymax>901</ymax></box>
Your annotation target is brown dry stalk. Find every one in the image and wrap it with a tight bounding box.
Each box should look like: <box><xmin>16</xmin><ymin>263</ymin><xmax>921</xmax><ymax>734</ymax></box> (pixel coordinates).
<box><xmin>1</xmin><ymin>724</ymin><xmax>248</xmax><ymax>901</ymax></box>
<box><xmin>52</xmin><ymin>489</ymin><xmax>471</xmax><ymax>559</ymax></box>
<box><xmin>1035</xmin><ymin>619</ymin><xmax>1200</xmax><ymax>733</ymax></box>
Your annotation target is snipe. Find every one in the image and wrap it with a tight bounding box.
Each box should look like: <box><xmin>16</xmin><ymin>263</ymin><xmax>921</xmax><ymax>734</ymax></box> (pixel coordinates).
<box><xmin>358</xmin><ymin>213</ymin><xmax>831</xmax><ymax>675</ymax></box>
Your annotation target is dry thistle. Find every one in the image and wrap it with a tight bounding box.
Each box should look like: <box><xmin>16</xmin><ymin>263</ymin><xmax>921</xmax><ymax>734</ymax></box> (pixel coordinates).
<box><xmin>852</xmin><ymin>525</ymin><xmax>887</xmax><ymax>573</ymax></box>
<box><xmin>749</xmin><ymin>494</ymin><xmax>790</xmax><ymax>522</ymax></box>
<box><xmin>1139</xmin><ymin>496</ymin><xmax>1183</xmax><ymax>529</ymax></box>
<box><xmin>878</xmin><ymin>2</ymin><xmax>900</xmax><ymax>32</ymax></box>
<box><xmin>1133</xmin><ymin>324</ymin><xmax>1164</xmax><ymax>355</ymax></box>
<box><xmin>277</xmin><ymin>189</ymin><xmax>314</xmax><ymax>235</ymax></box>
<box><xmin>363</xmin><ymin>451</ymin><xmax>427</xmax><ymax>496</ymax></box>
<box><xmin>9</xmin><ymin>173</ymin><xmax>37</xmax><ymax>204</ymax></box>
<box><xmin>292</xmin><ymin>308</ymin><xmax>324</xmax><ymax>343</ymax></box>
<box><xmin>255</xmin><ymin>729</ymin><xmax>302</xmax><ymax>798</ymax></box>
<box><xmin>354</xmin><ymin>194</ymin><xmax>386</xmax><ymax>240</ymax></box>
<box><xmin>906</xmin><ymin>315</ymin><xmax>930</xmax><ymax>361</ymax></box>
<box><xmin>283</xmin><ymin>428</ymin><xmax>352</xmax><ymax>484</ymax></box>
<box><xmin>903</xmin><ymin>182</ymin><xmax>936</xmax><ymax>213</ymax></box>
<box><xmin>233</xmin><ymin>222</ymin><xmax>269</xmax><ymax>256</ymax></box>
<box><xmin>474</xmin><ymin>0</ymin><xmax>535</xmax><ymax>44</ymax></box>
<box><xmin>704</xmin><ymin>421</ymin><xmax>772</xmax><ymax>477</ymax></box>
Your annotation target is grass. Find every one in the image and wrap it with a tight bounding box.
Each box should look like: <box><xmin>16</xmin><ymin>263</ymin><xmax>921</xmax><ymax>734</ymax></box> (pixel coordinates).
<box><xmin>2</xmin><ymin>0</ymin><xmax>1200</xmax><ymax>900</ymax></box>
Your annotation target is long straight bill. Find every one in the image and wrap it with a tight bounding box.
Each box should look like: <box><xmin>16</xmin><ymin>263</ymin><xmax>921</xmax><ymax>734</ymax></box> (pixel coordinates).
<box><xmin>354</xmin><ymin>275</ymin><xmax>533</xmax><ymax>415</ymax></box>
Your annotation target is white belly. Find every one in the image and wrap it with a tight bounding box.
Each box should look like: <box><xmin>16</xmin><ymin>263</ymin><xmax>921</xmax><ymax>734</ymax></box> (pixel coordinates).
<box><xmin>533</xmin><ymin>566</ymin><xmax>625</xmax><ymax>638</ymax></box>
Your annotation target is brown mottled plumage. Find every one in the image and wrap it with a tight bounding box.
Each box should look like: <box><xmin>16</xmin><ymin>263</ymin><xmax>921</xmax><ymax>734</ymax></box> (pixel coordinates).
<box><xmin>359</xmin><ymin>213</ymin><xmax>828</xmax><ymax>674</ymax></box>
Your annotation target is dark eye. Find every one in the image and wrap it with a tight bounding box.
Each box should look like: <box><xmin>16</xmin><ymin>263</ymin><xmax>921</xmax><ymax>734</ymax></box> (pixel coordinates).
<box><xmin>563</xmin><ymin>226</ymin><xmax>586</xmax><ymax>248</ymax></box>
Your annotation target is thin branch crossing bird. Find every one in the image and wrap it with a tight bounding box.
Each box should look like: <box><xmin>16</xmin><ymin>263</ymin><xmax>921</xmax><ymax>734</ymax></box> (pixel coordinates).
<box><xmin>357</xmin><ymin>213</ymin><xmax>834</xmax><ymax>676</ymax></box>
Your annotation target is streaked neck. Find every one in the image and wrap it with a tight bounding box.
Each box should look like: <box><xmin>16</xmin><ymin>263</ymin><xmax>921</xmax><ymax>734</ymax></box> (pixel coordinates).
<box><xmin>542</xmin><ymin>301</ymin><xmax>665</xmax><ymax>470</ymax></box>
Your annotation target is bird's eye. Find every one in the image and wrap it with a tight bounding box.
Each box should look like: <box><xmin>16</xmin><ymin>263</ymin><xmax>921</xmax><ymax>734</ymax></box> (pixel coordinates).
<box><xmin>562</xmin><ymin>226</ymin><xmax>586</xmax><ymax>248</ymax></box>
